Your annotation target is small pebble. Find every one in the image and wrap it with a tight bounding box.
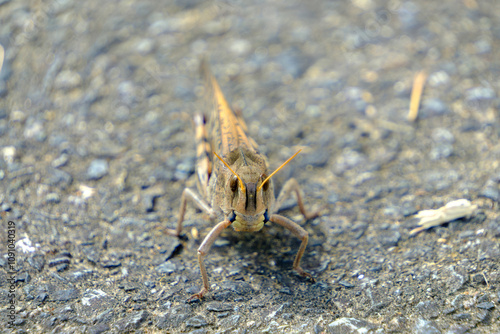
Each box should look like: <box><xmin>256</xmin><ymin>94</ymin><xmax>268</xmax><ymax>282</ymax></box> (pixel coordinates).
<box><xmin>87</xmin><ymin>159</ymin><xmax>109</xmax><ymax>180</ymax></box>
<box><xmin>55</xmin><ymin>70</ymin><xmax>82</xmax><ymax>90</ymax></box>
<box><xmin>185</xmin><ymin>315</ymin><xmax>208</xmax><ymax>328</ymax></box>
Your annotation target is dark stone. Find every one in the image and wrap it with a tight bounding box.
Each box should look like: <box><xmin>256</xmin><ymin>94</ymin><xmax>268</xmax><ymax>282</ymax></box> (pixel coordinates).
<box><xmin>488</xmin><ymin>218</ymin><xmax>500</xmax><ymax>237</ymax></box>
<box><xmin>51</xmin><ymin>153</ymin><xmax>69</xmax><ymax>168</ymax></box>
<box><xmin>156</xmin><ymin>261</ymin><xmax>177</xmax><ymax>274</ymax></box>
<box><xmin>52</xmin><ymin>288</ymin><xmax>79</xmax><ymax>302</ymax></box>
<box><xmin>472</xmin><ymin>273</ymin><xmax>486</xmax><ymax>285</ymax></box>
<box><xmin>476</xmin><ymin>302</ymin><xmax>494</xmax><ymax>310</ymax></box>
<box><xmin>216</xmin><ymin>312</ymin><xmax>229</xmax><ymax>318</ymax></box>
<box><xmin>59</xmin><ymin>250</ymin><xmax>72</xmax><ymax>258</ymax></box>
<box><xmin>123</xmin><ymin>283</ymin><xmax>138</xmax><ymax>292</ymax></box>
<box><xmin>141</xmin><ymin>185</ymin><xmax>165</xmax><ymax>213</ymax></box>
<box><xmin>416</xmin><ymin>300</ymin><xmax>440</xmax><ymax>319</ymax></box>
<box><xmin>113</xmin><ymin>310</ymin><xmax>149</xmax><ymax>332</ymax></box>
<box><xmin>37</xmin><ymin>292</ymin><xmax>48</xmax><ymax>302</ymax></box>
<box><xmin>45</xmin><ymin>168</ymin><xmax>73</xmax><ymax>189</ymax></box>
<box><xmin>479</xmin><ymin>180</ymin><xmax>500</xmax><ymax>202</ymax></box>
<box><xmin>443</xmin><ymin>307</ymin><xmax>455</xmax><ymax>315</ymax></box>
<box><xmin>299</xmin><ymin>149</ymin><xmax>330</xmax><ymax>168</ymax></box>
<box><xmin>478</xmin><ymin>239</ymin><xmax>500</xmax><ymax>260</ymax></box>
<box><xmin>351</xmin><ymin>222</ymin><xmax>368</xmax><ymax>240</ymax></box>
<box><xmin>162</xmin><ymin>239</ymin><xmax>182</xmax><ymax>261</ymax></box>
<box><xmin>174</xmin><ymin>156</ymin><xmax>195</xmax><ymax>181</ymax></box>
<box><xmin>213</xmin><ymin>281</ymin><xmax>255</xmax><ymax>301</ymax></box>
<box><xmin>156</xmin><ymin>305</ymin><xmax>193</xmax><ymax>329</ymax></box>
<box><xmin>28</xmin><ymin>254</ymin><xmax>45</xmax><ymax>271</ymax></box>
<box><xmin>188</xmin><ymin>329</ymin><xmax>208</xmax><ymax>334</ymax></box>
<box><xmin>420</xmin><ymin>98</ymin><xmax>450</xmax><ymax>118</ymax></box>
<box><xmin>132</xmin><ymin>291</ymin><xmax>147</xmax><ymax>302</ymax></box>
<box><xmin>55</xmin><ymin>304</ymin><xmax>74</xmax><ymax>315</ymax></box>
<box><xmin>101</xmin><ymin>260</ymin><xmax>121</xmax><ymax>268</ymax></box>
<box><xmin>43</xmin><ymin>316</ymin><xmax>57</xmax><ymax>328</ymax></box>
<box><xmin>365</xmin><ymin>301</ymin><xmax>390</xmax><ymax>316</ymax></box>
<box><xmin>16</xmin><ymin>272</ymin><xmax>31</xmax><ymax>283</ymax></box>
<box><xmin>374</xmin><ymin>229</ymin><xmax>401</xmax><ymax>247</ymax></box>
<box><xmin>445</xmin><ymin>324</ymin><xmax>471</xmax><ymax>334</ymax></box>
<box><xmin>429</xmin><ymin>144</ymin><xmax>453</xmax><ymax>160</ymax></box>
<box><xmin>144</xmin><ymin>281</ymin><xmax>156</xmax><ymax>289</ymax></box>
<box><xmin>45</xmin><ymin>192</ymin><xmax>61</xmax><ymax>204</ymax></box>
<box><xmin>219</xmin><ymin>314</ymin><xmax>242</xmax><ymax>330</ymax></box>
<box><xmin>87</xmin><ymin>323</ymin><xmax>110</xmax><ymax>334</ymax></box>
<box><xmin>458</xmin><ymin>230</ymin><xmax>475</xmax><ymax>239</ymax></box>
<box><xmin>476</xmin><ymin>309</ymin><xmax>489</xmax><ymax>323</ymax></box>
<box><xmin>206</xmin><ymin>301</ymin><xmax>233</xmax><ymax>312</ymax></box>
<box><xmin>56</xmin><ymin>263</ymin><xmax>69</xmax><ymax>272</ymax></box>
<box><xmin>453</xmin><ymin>313</ymin><xmax>471</xmax><ymax>320</ymax></box>
<box><xmin>83</xmin><ymin>247</ymin><xmax>101</xmax><ymax>264</ymax></box>
<box><xmin>338</xmin><ymin>280</ymin><xmax>355</xmax><ymax>289</ymax></box>
<box><xmin>48</xmin><ymin>257</ymin><xmax>70</xmax><ymax>267</ymax></box>
<box><xmin>185</xmin><ymin>315</ymin><xmax>208</xmax><ymax>328</ymax></box>
<box><xmin>451</xmin><ymin>294</ymin><xmax>467</xmax><ymax>308</ymax></box>
<box><xmin>94</xmin><ymin>309</ymin><xmax>115</xmax><ymax>324</ymax></box>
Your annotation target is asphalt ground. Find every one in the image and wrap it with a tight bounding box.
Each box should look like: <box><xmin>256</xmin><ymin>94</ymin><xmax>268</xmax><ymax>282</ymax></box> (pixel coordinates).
<box><xmin>0</xmin><ymin>0</ymin><xmax>499</xmax><ymax>333</ymax></box>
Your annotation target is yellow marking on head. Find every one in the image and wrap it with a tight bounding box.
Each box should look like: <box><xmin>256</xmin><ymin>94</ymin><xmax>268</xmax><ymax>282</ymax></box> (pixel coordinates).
<box><xmin>213</xmin><ymin>151</ymin><xmax>246</xmax><ymax>192</ymax></box>
<box><xmin>257</xmin><ymin>149</ymin><xmax>302</xmax><ymax>191</ymax></box>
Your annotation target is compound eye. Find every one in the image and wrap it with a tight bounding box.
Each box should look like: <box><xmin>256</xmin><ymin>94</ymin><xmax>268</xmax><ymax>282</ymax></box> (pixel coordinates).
<box><xmin>260</xmin><ymin>174</ymin><xmax>269</xmax><ymax>191</ymax></box>
<box><xmin>229</xmin><ymin>175</ymin><xmax>238</xmax><ymax>192</ymax></box>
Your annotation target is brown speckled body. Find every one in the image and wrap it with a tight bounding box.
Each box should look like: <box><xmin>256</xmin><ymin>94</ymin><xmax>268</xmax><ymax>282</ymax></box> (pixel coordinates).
<box><xmin>167</xmin><ymin>59</ymin><xmax>320</xmax><ymax>302</ymax></box>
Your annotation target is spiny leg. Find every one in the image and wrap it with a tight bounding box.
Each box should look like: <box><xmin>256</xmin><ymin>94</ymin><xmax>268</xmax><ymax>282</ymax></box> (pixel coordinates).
<box><xmin>194</xmin><ymin>113</ymin><xmax>212</xmax><ymax>198</ymax></box>
<box><xmin>187</xmin><ymin>219</ymin><xmax>232</xmax><ymax>302</ymax></box>
<box><xmin>269</xmin><ymin>214</ymin><xmax>314</xmax><ymax>282</ymax></box>
<box><xmin>274</xmin><ymin>178</ymin><xmax>321</xmax><ymax>219</ymax></box>
<box><xmin>166</xmin><ymin>188</ymin><xmax>214</xmax><ymax>237</ymax></box>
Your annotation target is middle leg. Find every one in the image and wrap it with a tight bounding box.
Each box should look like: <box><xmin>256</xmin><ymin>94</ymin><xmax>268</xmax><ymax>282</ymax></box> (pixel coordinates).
<box><xmin>274</xmin><ymin>178</ymin><xmax>321</xmax><ymax>219</ymax></box>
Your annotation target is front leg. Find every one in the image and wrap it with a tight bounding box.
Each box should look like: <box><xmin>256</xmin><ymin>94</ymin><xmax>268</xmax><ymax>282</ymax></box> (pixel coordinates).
<box><xmin>274</xmin><ymin>178</ymin><xmax>320</xmax><ymax>219</ymax></box>
<box><xmin>166</xmin><ymin>188</ymin><xmax>214</xmax><ymax>237</ymax></box>
<box><xmin>269</xmin><ymin>214</ymin><xmax>314</xmax><ymax>282</ymax></box>
<box><xmin>187</xmin><ymin>219</ymin><xmax>232</xmax><ymax>302</ymax></box>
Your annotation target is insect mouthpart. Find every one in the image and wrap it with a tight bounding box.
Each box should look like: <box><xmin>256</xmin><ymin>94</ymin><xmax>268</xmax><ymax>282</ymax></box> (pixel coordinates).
<box><xmin>232</xmin><ymin>210</ymin><xmax>266</xmax><ymax>232</ymax></box>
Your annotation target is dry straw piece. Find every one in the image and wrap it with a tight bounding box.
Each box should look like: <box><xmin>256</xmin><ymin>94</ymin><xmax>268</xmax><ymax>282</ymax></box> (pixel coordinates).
<box><xmin>410</xmin><ymin>199</ymin><xmax>478</xmax><ymax>236</ymax></box>
<box><xmin>0</xmin><ymin>44</ymin><xmax>4</xmax><ymax>73</ymax></box>
<box><xmin>408</xmin><ymin>71</ymin><xmax>427</xmax><ymax>122</ymax></box>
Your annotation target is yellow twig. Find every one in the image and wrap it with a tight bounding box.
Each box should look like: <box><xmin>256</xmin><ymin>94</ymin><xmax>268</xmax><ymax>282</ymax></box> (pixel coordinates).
<box><xmin>408</xmin><ymin>71</ymin><xmax>427</xmax><ymax>122</ymax></box>
<box><xmin>0</xmin><ymin>44</ymin><xmax>4</xmax><ymax>73</ymax></box>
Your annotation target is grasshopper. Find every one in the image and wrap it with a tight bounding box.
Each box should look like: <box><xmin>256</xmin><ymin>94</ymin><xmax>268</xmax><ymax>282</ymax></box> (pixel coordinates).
<box><xmin>167</xmin><ymin>60</ymin><xmax>320</xmax><ymax>301</ymax></box>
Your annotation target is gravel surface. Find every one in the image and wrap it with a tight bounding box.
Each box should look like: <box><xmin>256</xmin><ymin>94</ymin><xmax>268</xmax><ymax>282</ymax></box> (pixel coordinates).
<box><xmin>1</xmin><ymin>0</ymin><xmax>500</xmax><ymax>333</ymax></box>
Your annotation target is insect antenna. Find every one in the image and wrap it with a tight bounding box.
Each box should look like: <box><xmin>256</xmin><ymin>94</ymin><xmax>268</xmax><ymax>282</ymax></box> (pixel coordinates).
<box><xmin>257</xmin><ymin>149</ymin><xmax>302</xmax><ymax>191</ymax></box>
<box><xmin>213</xmin><ymin>152</ymin><xmax>246</xmax><ymax>191</ymax></box>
